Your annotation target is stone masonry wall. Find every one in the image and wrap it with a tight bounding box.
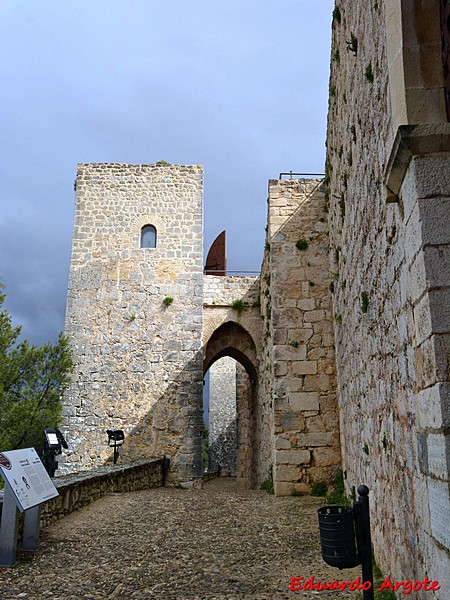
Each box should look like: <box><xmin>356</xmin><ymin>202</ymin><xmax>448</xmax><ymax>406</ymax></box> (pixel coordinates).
<box><xmin>261</xmin><ymin>179</ymin><xmax>340</xmax><ymax>496</ymax></box>
<box><xmin>326</xmin><ymin>1</ymin><xmax>450</xmax><ymax>592</ymax></box>
<box><xmin>63</xmin><ymin>164</ymin><xmax>204</xmax><ymax>484</ymax></box>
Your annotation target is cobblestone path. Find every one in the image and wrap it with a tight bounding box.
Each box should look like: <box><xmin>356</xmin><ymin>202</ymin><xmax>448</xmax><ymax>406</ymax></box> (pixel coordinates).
<box><xmin>0</xmin><ymin>478</ymin><xmax>361</xmax><ymax>600</ymax></box>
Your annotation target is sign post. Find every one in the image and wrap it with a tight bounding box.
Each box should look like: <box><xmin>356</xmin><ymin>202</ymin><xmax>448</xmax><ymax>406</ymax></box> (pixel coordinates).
<box><xmin>0</xmin><ymin>448</ymin><xmax>59</xmax><ymax>567</ymax></box>
<box><xmin>0</xmin><ymin>485</ymin><xmax>21</xmax><ymax>567</ymax></box>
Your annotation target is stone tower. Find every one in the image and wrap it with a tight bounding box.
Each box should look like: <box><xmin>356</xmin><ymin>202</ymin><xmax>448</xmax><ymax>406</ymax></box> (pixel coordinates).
<box><xmin>62</xmin><ymin>163</ymin><xmax>204</xmax><ymax>482</ymax></box>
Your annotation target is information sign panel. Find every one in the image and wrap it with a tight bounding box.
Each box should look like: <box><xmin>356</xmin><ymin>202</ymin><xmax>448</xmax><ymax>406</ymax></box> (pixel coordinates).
<box><xmin>0</xmin><ymin>448</ymin><xmax>59</xmax><ymax>512</ymax></box>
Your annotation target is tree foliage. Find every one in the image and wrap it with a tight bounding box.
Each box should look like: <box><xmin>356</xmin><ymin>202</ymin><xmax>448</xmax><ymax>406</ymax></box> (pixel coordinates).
<box><xmin>0</xmin><ymin>284</ymin><xmax>73</xmax><ymax>453</ymax></box>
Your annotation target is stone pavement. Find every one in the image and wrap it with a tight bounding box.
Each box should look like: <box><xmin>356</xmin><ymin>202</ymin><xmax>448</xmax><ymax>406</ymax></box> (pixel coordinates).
<box><xmin>0</xmin><ymin>478</ymin><xmax>361</xmax><ymax>600</ymax></box>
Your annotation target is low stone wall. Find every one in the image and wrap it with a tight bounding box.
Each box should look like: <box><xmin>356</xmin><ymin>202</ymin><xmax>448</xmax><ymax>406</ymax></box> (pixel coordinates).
<box><xmin>0</xmin><ymin>458</ymin><xmax>163</xmax><ymax>528</ymax></box>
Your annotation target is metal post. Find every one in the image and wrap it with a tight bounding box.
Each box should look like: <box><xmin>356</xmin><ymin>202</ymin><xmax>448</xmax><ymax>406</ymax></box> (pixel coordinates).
<box><xmin>354</xmin><ymin>485</ymin><xmax>374</xmax><ymax>600</ymax></box>
<box><xmin>0</xmin><ymin>485</ymin><xmax>20</xmax><ymax>567</ymax></box>
<box><xmin>22</xmin><ymin>505</ymin><xmax>41</xmax><ymax>552</ymax></box>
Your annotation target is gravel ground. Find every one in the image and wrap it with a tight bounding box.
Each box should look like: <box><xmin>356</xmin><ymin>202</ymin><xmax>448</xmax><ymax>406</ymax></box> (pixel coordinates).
<box><xmin>0</xmin><ymin>478</ymin><xmax>362</xmax><ymax>600</ymax></box>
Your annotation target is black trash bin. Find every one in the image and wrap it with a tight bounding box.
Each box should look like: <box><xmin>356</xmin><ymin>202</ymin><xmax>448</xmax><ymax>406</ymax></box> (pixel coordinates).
<box><xmin>318</xmin><ymin>505</ymin><xmax>360</xmax><ymax>569</ymax></box>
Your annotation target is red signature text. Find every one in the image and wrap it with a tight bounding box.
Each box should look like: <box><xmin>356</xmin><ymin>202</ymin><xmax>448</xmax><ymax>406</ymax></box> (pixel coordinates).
<box><xmin>290</xmin><ymin>576</ymin><xmax>440</xmax><ymax>595</ymax></box>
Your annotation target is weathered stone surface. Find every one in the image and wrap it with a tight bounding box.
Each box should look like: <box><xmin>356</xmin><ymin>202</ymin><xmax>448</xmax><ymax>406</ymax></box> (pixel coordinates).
<box><xmin>327</xmin><ymin>0</ymin><xmax>450</xmax><ymax>588</ymax></box>
<box><xmin>275</xmin><ymin>449</ymin><xmax>311</xmax><ymax>465</ymax></box>
<box><xmin>289</xmin><ymin>392</ymin><xmax>320</xmax><ymax>412</ymax></box>
<box><xmin>63</xmin><ymin>164</ymin><xmax>204</xmax><ymax>481</ymax></box>
<box><xmin>258</xmin><ymin>179</ymin><xmax>340</xmax><ymax>495</ymax></box>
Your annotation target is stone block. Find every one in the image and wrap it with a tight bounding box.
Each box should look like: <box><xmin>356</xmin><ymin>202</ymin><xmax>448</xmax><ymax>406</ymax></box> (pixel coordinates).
<box><xmin>275</xmin><ymin>464</ymin><xmax>302</xmax><ymax>481</ymax></box>
<box><xmin>274</xmin><ymin>345</ymin><xmax>307</xmax><ymax>361</ymax></box>
<box><xmin>273</xmin><ymin>328</ymin><xmax>287</xmax><ymax>345</ymax></box>
<box><xmin>429</xmin><ymin>289</ymin><xmax>450</xmax><ymax>334</ymax></box>
<box><xmin>428</xmin><ymin>477</ymin><xmax>450</xmax><ymax>550</ymax></box>
<box><xmin>289</xmin><ymin>328</ymin><xmax>314</xmax><ymax>344</ymax></box>
<box><xmin>275</xmin><ymin>436</ymin><xmax>291</xmax><ymax>450</ymax></box>
<box><xmin>274</xmin><ymin>481</ymin><xmax>295</xmax><ymax>496</ymax></box>
<box><xmin>297</xmin><ymin>299</ymin><xmax>316</xmax><ymax>311</ymax></box>
<box><xmin>308</xmin><ymin>465</ymin><xmax>335</xmax><ymax>484</ymax></box>
<box><xmin>289</xmin><ymin>392</ymin><xmax>320</xmax><ymax>412</ymax></box>
<box><xmin>296</xmin><ymin>432</ymin><xmax>335</xmax><ymax>447</ymax></box>
<box><xmin>312</xmin><ymin>446</ymin><xmax>341</xmax><ymax>467</ymax></box>
<box><xmin>423</xmin><ymin>245</ymin><xmax>450</xmax><ymax>289</ymax></box>
<box><xmin>419</xmin><ymin>197</ymin><xmax>450</xmax><ymax>246</ymax></box>
<box><xmin>416</xmin><ymin>383</ymin><xmax>450</xmax><ymax>429</ymax></box>
<box><xmin>275</xmin><ymin>449</ymin><xmax>311</xmax><ymax>465</ymax></box>
<box><xmin>413</xmin><ymin>154</ymin><xmax>450</xmax><ymax>200</ymax></box>
<box><xmin>283</xmin><ymin>376</ymin><xmax>303</xmax><ymax>393</ymax></box>
<box><xmin>414</xmin><ymin>294</ymin><xmax>432</xmax><ymax>345</ymax></box>
<box><xmin>274</xmin><ymin>361</ymin><xmax>288</xmax><ymax>376</ymax></box>
<box><xmin>303</xmin><ymin>373</ymin><xmax>331</xmax><ymax>391</ymax></box>
<box><xmin>292</xmin><ymin>361</ymin><xmax>318</xmax><ymax>375</ymax></box>
<box><xmin>304</xmin><ymin>415</ymin><xmax>326</xmax><ymax>432</ymax></box>
<box><xmin>427</xmin><ymin>434</ymin><xmax>450</xmax><ymax>480</ymax></box>
<box><xmin>279</xmin><ymin>411</ymin><xmax>306</xmax><ymax>432</ymax></box>
<box><xmin>293</xmin><ymin>482</ymin><xmax>311</xmax><ymax>494</ymax></box>
<box><xmin>304</xmin><ymin>309</ymin><xmax>325</xmax><ymax>322</ymax></box>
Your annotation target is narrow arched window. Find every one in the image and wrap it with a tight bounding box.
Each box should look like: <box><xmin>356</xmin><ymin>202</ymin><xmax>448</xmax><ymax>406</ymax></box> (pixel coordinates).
<box><xmin>141</xmin><ymin>225</ymin><xmax>157</xmax><ymax>248</ymax></box>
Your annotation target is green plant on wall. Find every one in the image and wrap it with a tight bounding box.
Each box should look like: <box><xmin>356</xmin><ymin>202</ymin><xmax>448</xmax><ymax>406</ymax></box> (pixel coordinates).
<box><xmin>365</xmin><ymin>62</ymin><xmax>374</xmax><ymax>83</ymax></box>
<box><xmin>346</xmin><ymin>32</ymin><xmax>358</xmax><ymax>55</ymax></box>
<box><xmin>325</xmin><ymin>469</ymin><xmax>349</xmax><ymax>505</ymax></box>
<box><xmin>163</xmin><ymin>296</ymin><xmax>174</xmax><ymax>307</ymax></box>
<box><xmin>260</xmin><ymin>466</ymin><xmax>274</xmax><ymax>494</ymax></box>
<box><xmin>231</xmin><ymin>299</ymin><xmax>245</xmax><ymax>315</ymax></box>
<box><xmin>332</xmin><ymin>5</ymin><xmax>342</xmax><ymax>23</ymax></box>
<box><xmin>156</xmin><ymin>160</ymin><xmax>171</xmax><ymax>166</ymax></box>
<box><xmin>311</xmin><ymin>481</ymin><xmax>328</xmax><ymax>497</ymax></box>
<box><xmin>296</xmin><ymin>239</ymin><xmax>309</xmax><ymax>251</ymax></box>
<box><xmin>361</xmin><ymin>291</ymin><xmax>369</xmax><ymax>313</ymax></box>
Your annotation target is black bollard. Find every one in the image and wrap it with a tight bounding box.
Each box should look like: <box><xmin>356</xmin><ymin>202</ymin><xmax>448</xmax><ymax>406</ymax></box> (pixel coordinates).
<box><xmin>354</xmin><ymin>485</ymin><xmax>374</xmax><ymax>600</ymax></box>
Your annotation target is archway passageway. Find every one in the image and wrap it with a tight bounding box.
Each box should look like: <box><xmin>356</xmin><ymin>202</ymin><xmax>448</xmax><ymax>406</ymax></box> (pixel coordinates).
<box><xmin>203</xmin><ymin>321</ymin><xmax>258</xmax><ymax>488</ymax></box>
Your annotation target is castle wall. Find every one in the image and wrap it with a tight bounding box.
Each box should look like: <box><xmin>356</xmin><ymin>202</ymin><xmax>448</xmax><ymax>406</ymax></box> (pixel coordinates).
<box><xmin>62</xmin><ymin>163</ymin><xmax>204</xmax><ymax>483</ymax></box>
<box><xmin>326</xmin><ymin>0</ymin><xmax>450</xmax><ymax>590</ymax></box>
<box><xmin>261</xmin><ymin>179</ymin><xmax>340</xmax><ymax>495</ymax></box>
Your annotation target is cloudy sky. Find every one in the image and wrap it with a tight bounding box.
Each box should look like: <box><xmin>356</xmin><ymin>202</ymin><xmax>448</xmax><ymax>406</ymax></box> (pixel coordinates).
<box><xmin>0</xmin><ymin>1</ymin><xmax>333</xmax><ymax>346</ymax></box>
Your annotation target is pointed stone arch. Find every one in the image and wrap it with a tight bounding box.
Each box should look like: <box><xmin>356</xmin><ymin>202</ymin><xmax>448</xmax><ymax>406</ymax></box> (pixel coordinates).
<box><xmin>203</xmin><ymin>321</ymin><xmax>258</xmax><ymax>381</ymax></box>
<box><xmin>203</xmin><ymin>321</ymin><xmax>258</xmax><ymax>488</ymax></box>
